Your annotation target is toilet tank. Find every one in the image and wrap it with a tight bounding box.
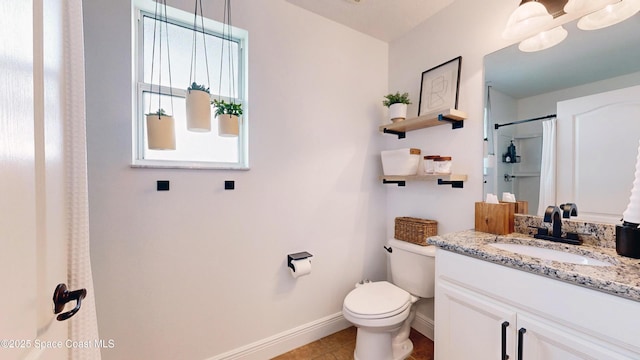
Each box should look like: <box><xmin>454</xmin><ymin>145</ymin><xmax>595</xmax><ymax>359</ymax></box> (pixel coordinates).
<box><xmin>388</xmin><ymin>238</ymin><xmax>436</xmax><ymax>298</ymax></box>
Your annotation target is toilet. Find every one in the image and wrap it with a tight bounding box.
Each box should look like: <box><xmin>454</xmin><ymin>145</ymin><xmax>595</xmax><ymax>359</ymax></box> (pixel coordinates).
<box><xmin>342</xmin><ymin>238</ymin><xmax>436</xmax><ymax>360</ymax></box>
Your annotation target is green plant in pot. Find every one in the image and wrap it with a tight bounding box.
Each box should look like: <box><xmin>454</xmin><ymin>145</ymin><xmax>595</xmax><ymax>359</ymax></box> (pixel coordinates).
<box><xmin>212</xmin><ymin>99</ymin><xmax>243</xmax><ymax>137</ymax></box>
<box><xmin>145</xmin><ymin>108</ymin><xmax>176</xmax><ymax>150</ymax></box>
<box><xmin>383</xmin><ymin>91</ymin><xmax>411</xmax><ymax>123</ymax></box>
<box><xmin>188</xmin><ymin>82</ymin><xmax>210</xmax><ymax>93</ymax></box>
<box><xmin>146</xmin><ymin>108</ymin><xmax>168</xmax><ymax>117</ymax></box>
<box><xmin>186</xmin><ymin>82</ymin><xmax>212</xmax><ymax>132</ymax></box>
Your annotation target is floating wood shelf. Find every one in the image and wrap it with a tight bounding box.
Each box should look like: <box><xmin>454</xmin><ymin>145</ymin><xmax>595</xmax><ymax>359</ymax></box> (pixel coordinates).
<box><xmin>379</xmin><ymin>109</ymin><xmax>467</xmax><ymax>138</ymax></box>
<box><xmin>380</xmin><ymin>174</ymin><xmax>468</xmax><ymax>188</ymax></box>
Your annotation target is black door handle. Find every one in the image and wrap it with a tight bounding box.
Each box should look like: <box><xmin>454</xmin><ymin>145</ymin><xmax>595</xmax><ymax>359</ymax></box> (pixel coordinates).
<box><xmin>517</xmin><ymin>328</ymin><xmax>526</xmax><ymax>360</ymax></box>
<box><xmin>52</xmin><ymin>283</ymin><xmax>87</xmax><ymax>321</ymax></box>
<box><xmin>501</xmin><ymin>321</ymin><xmax>510</xmax><ymax>360</ymax></box>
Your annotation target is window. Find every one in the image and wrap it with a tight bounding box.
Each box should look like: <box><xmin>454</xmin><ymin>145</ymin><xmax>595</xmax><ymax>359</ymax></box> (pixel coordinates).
<box><xmin>133</xmin><ymin>3</ymin><xmax>248</xmax><ymax>169</ymax></box>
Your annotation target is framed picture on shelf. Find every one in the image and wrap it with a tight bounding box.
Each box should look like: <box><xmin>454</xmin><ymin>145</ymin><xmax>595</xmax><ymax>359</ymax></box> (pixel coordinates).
<box><xmin>418</xmin><ymin>56</ymin><xmax>462</xmax><ymax>116</ymax></box>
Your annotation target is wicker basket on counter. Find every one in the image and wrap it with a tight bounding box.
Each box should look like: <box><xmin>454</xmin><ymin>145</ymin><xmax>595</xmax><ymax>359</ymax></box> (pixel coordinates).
<box><xmin>394</xmin><ymin>217</ymin><xmax>437</xmax><ymax>246</ymax></box>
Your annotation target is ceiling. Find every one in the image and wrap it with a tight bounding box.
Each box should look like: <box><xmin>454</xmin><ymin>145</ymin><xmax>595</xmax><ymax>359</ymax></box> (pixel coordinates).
<box><xmin>285</xmin><ymin>0</ymin><xmax>456</xmax><ymax>42</ymax></box>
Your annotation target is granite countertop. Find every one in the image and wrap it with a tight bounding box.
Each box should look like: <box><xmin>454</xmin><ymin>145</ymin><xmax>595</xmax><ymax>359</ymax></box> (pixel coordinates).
<box><xmin>427</xmin><ymin>230</ymin><xmax>640</xmax><ymax>302</ymax></box>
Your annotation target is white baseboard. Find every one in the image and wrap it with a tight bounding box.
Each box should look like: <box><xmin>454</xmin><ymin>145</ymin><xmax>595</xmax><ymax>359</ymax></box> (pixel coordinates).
<box><xmin>206</xmin><ymin>311</ymin><xmax>434</xmax><ymax>360</ymax></box>
<box><xmin>411</xmin><ymin>312</ymin><xmax>434</xmax><ymax>341</ymax></box>
<box><xmin>206</xmin><ymin>312</ymin><xmax>351</xmax><ymax>360</ymax></box>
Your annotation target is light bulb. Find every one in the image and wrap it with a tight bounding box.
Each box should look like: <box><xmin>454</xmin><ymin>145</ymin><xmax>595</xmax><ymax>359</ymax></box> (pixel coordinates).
<box><xmin>578</xmin><ymin>0</ymin><xmax>640</xmax><ymax>30</ymax></box>
<box><xmin>503</xmin><ymin>2</ymin><xmax>554</xmax><ymax>40</ymax></box>
<box><xmin>518</xmin><ymin>25</ymin><xmax>568</xmax><ymax>52</ymax></box>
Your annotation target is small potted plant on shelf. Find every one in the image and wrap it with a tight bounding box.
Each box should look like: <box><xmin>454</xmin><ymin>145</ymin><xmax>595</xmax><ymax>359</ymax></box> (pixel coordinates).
<box><xmin>186</xmin><ymin>82</ymin><xmax>212</xmax><ymax>132</ymax></box>
<box><xmin>383</xmin><ymin>91</ymin><xmax>411</xmax><ymax>123</ymax></box>
<box><xmin>146</xmin><ymin>108</ymin><xmax>176</xmax><ymax>150</ymax></box>
<box><xmin>212</xmin><ymin>99</ymin><xmax>243</xmax><ymax>137</ymax></box>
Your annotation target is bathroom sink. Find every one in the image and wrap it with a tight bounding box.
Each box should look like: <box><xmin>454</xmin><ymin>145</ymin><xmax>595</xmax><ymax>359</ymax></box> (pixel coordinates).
<box><xmin>489</xmin><ymin>243</ymin><xmax>613</xmax><ymax>267</ymax></box>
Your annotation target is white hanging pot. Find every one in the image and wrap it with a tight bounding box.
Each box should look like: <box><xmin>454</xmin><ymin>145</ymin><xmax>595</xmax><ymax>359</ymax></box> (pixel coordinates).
<box><xmin>218</xmin><ymin>114</ymin><xmax>239</xmax><ymax>137</ymax></box>
<box><xmin>185</xmin><ymin>89</ymin><xmax>212</xmax><ymax>132</ymax></box>
<box><xmin>389</xmin><ymin>103</ymin><xmax>408</xmax><ymax>122</ymax></box>
<box><xmin>146</xmin><ymin>114</ymin><xmax>176</xmax><ymax>150</ymax></box>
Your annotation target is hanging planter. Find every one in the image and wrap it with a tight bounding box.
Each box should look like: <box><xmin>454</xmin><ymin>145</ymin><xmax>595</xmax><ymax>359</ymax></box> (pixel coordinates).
<box><xmin>146</xmin><ymin>109</ymin><xmax>176</xmax><ymax>150</ymax></box>
<box><xmin>186</xmin><ymin>82</ymin><xmax>211</xmax><ymax>131</ymax></box>
<box><xmin>218</xmin><ymin>114</ymin><xmax>239</xmax><ymax>137</ymax></box>
<box><xmin>186</xmin><ymin>0</ymin><xmax>213</xmax><ymax>132</ymax></box>
<box><xmin>213</xmin><ymin>99</ymin><xmax>242</xmax><ymax>137</ymax></box>
<box><xmin>213</xmin><ymin>0</ymin><xmax>244</xmax><ymax>138</ymax></box>
<box><xmin>146</xmin><ymin>0</ymin><xmax>176</xmax><ymax>150</ymax></box>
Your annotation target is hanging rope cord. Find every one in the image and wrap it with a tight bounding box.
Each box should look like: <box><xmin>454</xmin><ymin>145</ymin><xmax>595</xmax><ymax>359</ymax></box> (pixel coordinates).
<box><xmin>218</xmin><ymin>0</ymin><xmax>236</xmax><ymax>103</ymax></box>
<box><xmin>148</xmin><ymin>0</ymin><xmax>174</xmax><ymax>117</ymax></box>
<box><xmin>148</xmin><ymin>0</ymin><xmax>159</xmax><ymax>116</ymax></box>
<box><xmin>189</xmin><ymin>0</ymin><xmax>211</xmax><ymax>89</ymax></box>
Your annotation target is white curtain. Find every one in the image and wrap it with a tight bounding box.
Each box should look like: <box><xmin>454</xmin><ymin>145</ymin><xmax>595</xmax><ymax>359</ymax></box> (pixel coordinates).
<box><xmin>64</xmin><ymin>1</ymin><xmax>101</xmax><ymax>359</ymax></box>
<box><xmin>537</xmin><ymin>118</ymin><xmax>557</xmax><ymax>216</ymax></box>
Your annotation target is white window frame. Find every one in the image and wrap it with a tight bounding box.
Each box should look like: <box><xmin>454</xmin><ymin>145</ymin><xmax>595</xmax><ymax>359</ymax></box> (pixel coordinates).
<box><xmin>132</xmin><ymin>1</ymin><xmax>249</xmax><ymax>170</ymax></box>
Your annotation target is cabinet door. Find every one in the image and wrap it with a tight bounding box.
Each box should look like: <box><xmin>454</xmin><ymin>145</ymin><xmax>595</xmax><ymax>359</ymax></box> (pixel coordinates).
<box><xmin>518</xmin><ymin>314</ymin><xmax>634</xmax><ymax>360</ymax></box>
<box><xmin>435</xmin><ymin>280</ymin><xmax>517</xmax><ymax>360</ymax></box>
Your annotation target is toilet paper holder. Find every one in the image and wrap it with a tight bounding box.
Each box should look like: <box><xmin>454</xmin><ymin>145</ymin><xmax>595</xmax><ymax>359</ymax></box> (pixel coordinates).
<box><xmin>287</xmin><ymin>251</ymin><xmax>313</xmax><ymax>271</ymax></box>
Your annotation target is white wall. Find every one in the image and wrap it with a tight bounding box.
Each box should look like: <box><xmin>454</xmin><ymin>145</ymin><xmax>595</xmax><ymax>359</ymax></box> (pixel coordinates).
<box><xmin>386</xmin><ymin>0</ymin><xmax>515</xmax><ymax>235</ymax></box>
<box><xmin>386</xmin><ymin>0</ymin><xmax>516</xmax><ymax>320</ymax></box>
<box><xmin>83</xmin><ymin>0</ymin><xmax>388</xmax><ymax>359</ymax></box>
<box><xmin>518</xmin><ymin>71</ymin><xmax>640</xmax><ymax>119</ymax></box>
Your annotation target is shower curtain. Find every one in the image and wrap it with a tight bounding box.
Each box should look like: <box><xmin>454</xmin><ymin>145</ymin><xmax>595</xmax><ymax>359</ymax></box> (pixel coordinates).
<box><xmin>537</xmin><ymin>118</ymin><xmax>557</xmax><ymax>216</ymax></box>
<box><xmin>64</xmin><ymin>1</ymin><xmax>101</xmax><ymax>359</ymax></box>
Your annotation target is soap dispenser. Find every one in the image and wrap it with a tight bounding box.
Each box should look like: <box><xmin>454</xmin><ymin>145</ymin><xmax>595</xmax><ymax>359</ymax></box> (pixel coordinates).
<box><xmin>507</xmin><ymin>141</ymin><xmax>516</xmax><ymax>163</ymax></box>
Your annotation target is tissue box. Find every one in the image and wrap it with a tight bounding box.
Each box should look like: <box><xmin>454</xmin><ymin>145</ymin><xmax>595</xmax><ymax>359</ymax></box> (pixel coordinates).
<box><xmin>381</xmin><ymin>148</ymin><xmax>421</xmax><ymax>176</ymax></box>
<box><xmin>475</xmin><ymin>202</ymin><xmax>514</xmax><ymax>235</ymax></box>
<box><xmin>500</xmin><ymin>200</ymin><xmax>528</xmax><ymax>214</ymax></box>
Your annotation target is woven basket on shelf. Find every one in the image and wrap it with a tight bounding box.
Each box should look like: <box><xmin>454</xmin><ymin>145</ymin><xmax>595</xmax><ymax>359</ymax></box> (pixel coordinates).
<box><xmin>394</xmin><ymin>217</ymin><xmax>437</xmax><ymax>246</ymax></box>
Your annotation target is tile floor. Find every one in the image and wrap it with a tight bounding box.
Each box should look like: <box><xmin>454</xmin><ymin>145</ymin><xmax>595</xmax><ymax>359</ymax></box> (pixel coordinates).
<box><xmin>271</xmin><ymin>326</ymin><xmax>434</xmax><ymax>360</ymax></box>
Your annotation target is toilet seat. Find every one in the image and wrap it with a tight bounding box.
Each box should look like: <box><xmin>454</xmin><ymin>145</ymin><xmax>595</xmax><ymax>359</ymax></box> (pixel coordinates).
<box><xmin>343</xmin><ymin>281</ymin><xmax>411</xmax><ymax>319</ymax></box>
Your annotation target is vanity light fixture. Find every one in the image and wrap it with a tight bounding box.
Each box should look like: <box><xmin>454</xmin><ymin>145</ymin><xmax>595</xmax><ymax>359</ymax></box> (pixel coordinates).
<box><xmin>505</xmin><ymin>0</ymin><xmax>639</xmax><ymax>52</ymax></box>
<box><xmin>518</xmin><ymin>25</ymin><xmax>568</xmax><ymax>52</ymax></box>
<box><xmin>575</xmin><ymin>0</ymin><xmax>640</xmax><ymax>30</ymax></box>
<box><xmin>502</xmin><ymin>1</ymin><xmax>554</xmax><ymax>40</ymax></box>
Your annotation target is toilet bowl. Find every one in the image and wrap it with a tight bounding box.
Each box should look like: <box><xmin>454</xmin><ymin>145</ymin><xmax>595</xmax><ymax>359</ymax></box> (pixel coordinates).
<box><xmin>343</xmin><ymin>281</ymin><xmax>418</xmax><ymax>360</ymax></box>
<box><xmin>342</xmin><ymin>239</ymin><xmax>436</xmax><ymax>360</ymax></box>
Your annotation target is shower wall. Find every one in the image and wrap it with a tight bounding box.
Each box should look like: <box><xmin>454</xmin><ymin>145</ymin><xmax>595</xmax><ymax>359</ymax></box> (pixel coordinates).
<box><xmin>488</xmin><ymin>89</ymin><xmax>541</xmax><ymax>214</ymax></box>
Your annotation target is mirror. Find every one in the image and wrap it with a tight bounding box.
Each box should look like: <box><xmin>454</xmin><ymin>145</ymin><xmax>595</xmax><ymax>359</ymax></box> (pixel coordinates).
<box><xmin>483</xmin><ymin>14</ymin><xmax>640</xmax><ymax>223</ymax></box>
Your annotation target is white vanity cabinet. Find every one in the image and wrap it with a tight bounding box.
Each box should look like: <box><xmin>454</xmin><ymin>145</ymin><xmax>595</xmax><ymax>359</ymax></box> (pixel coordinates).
<box><xmin>434</xmin><ymin>249</ymin><xmax>640</xmax><ymax>360</ymax></box>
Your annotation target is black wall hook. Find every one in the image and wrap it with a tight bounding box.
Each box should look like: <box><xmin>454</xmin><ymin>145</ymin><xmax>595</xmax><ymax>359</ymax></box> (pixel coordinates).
<box><xmin>52</xmin><ymin>283</ymin><xmax>87</xmax><ymax>321</ymax></box>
